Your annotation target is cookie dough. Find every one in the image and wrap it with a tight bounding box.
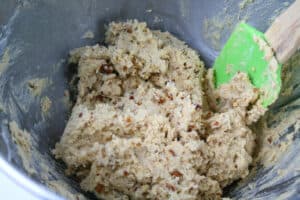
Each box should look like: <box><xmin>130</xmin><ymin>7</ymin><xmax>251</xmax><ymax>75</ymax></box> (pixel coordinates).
<box><xmin>53</xmin><ymin>20</ymin><xmax>266</xmax><ymax>200</ymax></box>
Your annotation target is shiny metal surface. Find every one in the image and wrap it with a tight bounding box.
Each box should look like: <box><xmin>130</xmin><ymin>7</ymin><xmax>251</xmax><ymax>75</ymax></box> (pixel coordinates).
<box><xmin>0</xmin><ymin>156</ymin><xmax>62</xmax><ymax>200</ymax></box>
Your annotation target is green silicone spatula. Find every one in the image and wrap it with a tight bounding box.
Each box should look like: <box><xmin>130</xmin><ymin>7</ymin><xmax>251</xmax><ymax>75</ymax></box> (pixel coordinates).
<box><xmin>213</xmin><ymin>0</ymin><xmax>300</xmax><ymax>107</ymax></box>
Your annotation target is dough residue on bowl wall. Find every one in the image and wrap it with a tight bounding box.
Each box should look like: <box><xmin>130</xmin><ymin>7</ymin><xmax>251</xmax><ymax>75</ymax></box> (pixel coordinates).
<box><xmin>0</xmin><ymin>45</ymin><xmax>22</xmax><ymax>76</ymax></box>
<box><xmin>0</xmin><ymin>48</ymin><xmax>11</xmax><ymax>74</ymax></box>
<box><xmin>9</xmin><ymin>121</ymin><xmax>36</xmax><ymax>175</ymax></box>
<box><xmin>201</xmin><ymin>0</ymin><xmax>291</xmax><ymax>51</ymax></box>
<box><xmin>27</xmin><ymin>78</ymin><xmax>50</xmax><ymax>97</ymax></box>
<box><xmin>41</xmin><ymin>96</ymin><xmax>52</xmax><ymax>117</ymax></box>
<box><xmin>7</xmin><ymin>121</ymin><xmax>87</xmax><ymax>200</ymax></box>
<box><xmin>81</xmin><ymin>30</ymin><xmax>95</xmax><ymax>39</ymax></box>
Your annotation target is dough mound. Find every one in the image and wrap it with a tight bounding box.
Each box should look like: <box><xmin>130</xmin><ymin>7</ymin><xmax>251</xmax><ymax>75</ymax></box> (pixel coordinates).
<box><xmin>53</xmin><ymin>20</ymin><xmax>264</xmax><ymax>200</ymax></box>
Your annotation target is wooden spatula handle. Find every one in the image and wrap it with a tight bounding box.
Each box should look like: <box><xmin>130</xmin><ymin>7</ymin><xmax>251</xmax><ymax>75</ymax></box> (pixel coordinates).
<box><xmin>265</xmin><ymin>0</ymin><xmax>300</xmax><ymax>64</ymax></box>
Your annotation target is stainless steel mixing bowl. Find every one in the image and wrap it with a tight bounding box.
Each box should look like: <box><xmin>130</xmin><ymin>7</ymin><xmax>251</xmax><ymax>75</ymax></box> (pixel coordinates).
<box><xmin>0</xmin><ymin>0</ymin><xmax>299</xmax><ymax>199</ymax></box>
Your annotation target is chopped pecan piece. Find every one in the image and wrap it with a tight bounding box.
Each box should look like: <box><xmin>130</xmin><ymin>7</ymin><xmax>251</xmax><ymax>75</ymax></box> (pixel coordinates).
<box><xmin>170</xmin><ymin>170</ymin><xmax>183</xmax><ymax>177</ymax></box>
<box><xmin>95</xmin><ymin>183</ymin><xmax>105</xmax><ymax>193</ymax></box>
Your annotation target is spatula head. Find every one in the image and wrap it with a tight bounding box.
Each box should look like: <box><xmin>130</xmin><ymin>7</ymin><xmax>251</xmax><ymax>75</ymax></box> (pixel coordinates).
<box><xmin>213</xmin><ymin>23</ymin><xmax>281</xmax><ymax>108</ymax></box>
